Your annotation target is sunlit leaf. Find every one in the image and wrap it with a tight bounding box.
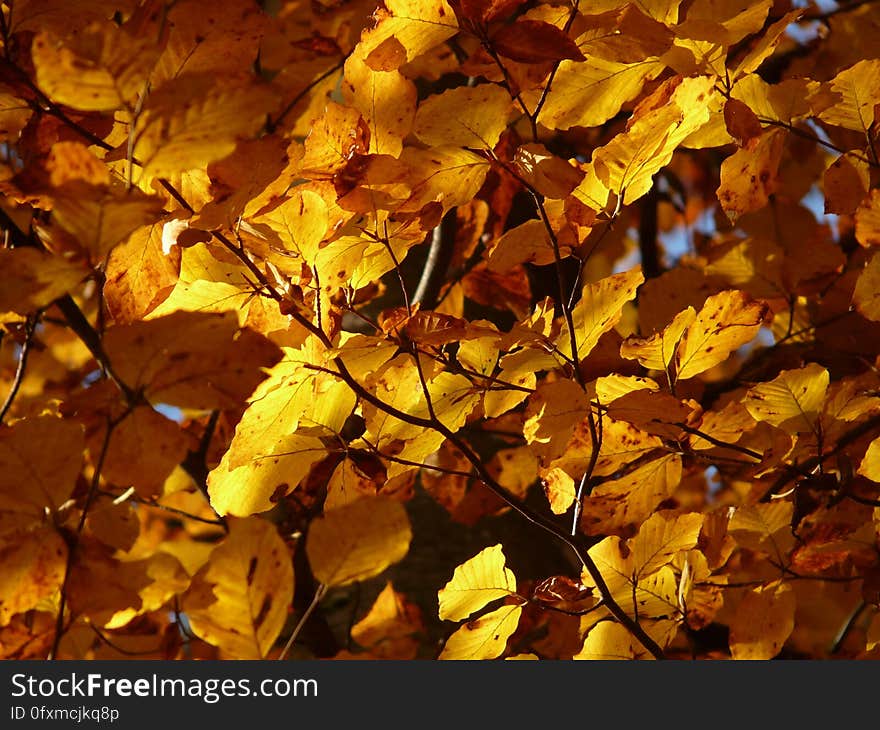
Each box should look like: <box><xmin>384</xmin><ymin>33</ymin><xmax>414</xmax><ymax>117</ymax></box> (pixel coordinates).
<box><xmin>743</xmin><ymin>363</ymin><xmax>829</xmax><ymax>434</ymax></box>
<box><xmin>306</xmin><ymin>497</ymin><xmax>412</xmax><ymax>587</ymax></box>
<box><xmin>438</xmin><ymin>544</ymin><xmax>519</xmax><ymax>621</ymax></box>
<box><xmin>183</xmin><ymin>517</ymin><xmax>293</xmax><ymax>659</ymax></box>
<box><xmin>438</xmin><ymin>603</ymin><xmax>523</xmax><ymax>659</ymax></box>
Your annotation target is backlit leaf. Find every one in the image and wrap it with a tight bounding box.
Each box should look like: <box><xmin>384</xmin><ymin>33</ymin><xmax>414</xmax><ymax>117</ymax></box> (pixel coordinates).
<box><xmin>743</xmin><ymin>363</ymin><xmax>829</xmax><ymax>434</ymax></box>
<box><xmin>438</xmin><ymin>544</ymin><xmax>519</xmax><ymax>621</ymax></box>
<box><xmin>0</xmin><ymin>248</ymin><xmax>88</xmax><ymax>315</ymax></box>
<box><xmin>438</xmin><ymin>603</ymin><xmax>523</xmax><ymax>659</ymax></box>
<box><xmin>104</xmin><ymin>311</ymin><xmax>282</xmax><ymax>410</ymax></box>
<box><xmin>413</xmin><ymin>84</ymin><xmax>510</xmax><ymax>150</ymax></box>
<box><xmin>728</xmin><ymin>580</ymin><xmax>795</xmax><ymax>659</ymax></box>
<box><xmin>817</xmin><ymin>59</ymin><xmax>880</xmax><ymax>134</ymax></box>
<box><xmin>673</xmin><ymin>290</ymin><xmax>768</xmax><ymax>381</ymax></box>
<box><xmin>306</xmin><ymin>497</ymin><xmax>412</xmax><ymax>587</ymax></box>
<box><xmin>183</xmin><ymin>517</ymin><xmax>293</xmax><ymax>659</ymax></box>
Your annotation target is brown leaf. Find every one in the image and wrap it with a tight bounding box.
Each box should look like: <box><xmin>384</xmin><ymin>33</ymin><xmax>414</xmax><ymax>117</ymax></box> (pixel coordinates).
<box><xmin>493</xmin><ymin>20</ymin><xmax>585</xmax><ymax>64</ymax></box>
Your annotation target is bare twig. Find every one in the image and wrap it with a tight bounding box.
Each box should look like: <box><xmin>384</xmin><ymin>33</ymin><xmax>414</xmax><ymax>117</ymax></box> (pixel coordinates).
<box><xmin>0</xmin><ymin>311</ymin><xmax>40</xmax><ymax>424</ymax></box>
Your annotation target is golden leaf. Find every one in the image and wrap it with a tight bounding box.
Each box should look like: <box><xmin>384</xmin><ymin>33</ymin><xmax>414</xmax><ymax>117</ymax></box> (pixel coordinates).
<box><xmin>356</xmin><ymin>0</ymin><xmax>458</xmax><ymax>71</ymax></box>
<box><xmin>183</xmin><ymin>517</ymin><xmax>293</xmax><ymax>659</ymax></box>
<box><xmin>716</xmin><ymin>128</ymin><xmax>786</xmax><ymax>222</ymax></box>
<box><xmin>728</xmin><ymin>580</ymin><xmax>795</xmax><ymax>659</ymax></box>
<box><xmin>306</xmin><ymin>496</ymin><xmax>412</xmax><ymax>587</ymax></box>
<box><xmin>562</xmin><ymin>267</ymin><xmax>645</xmax><ymax>361</ymax></box>
<box><xmin>351</xmin><ymin>582</ymin><xmax>423</xmax><ymax>659</ymax></box>
<box><xmin>534</xmin><ymin>57</ymin><xmax>665</xmax><ymax>131</ymax></box>
<box><xmin>672</xmin><ymin>290</ymin><xmax>768</xmax><ymax>381</ymax></box>
<box><xmin>132</xmin><ymin>75</ymin><xmax>278</xmax><ymax>182</ymax></box>
<box><xmin>50</xmin><ymin>184</ymin><xmax>165</xmax><ymax>262</ymax></box>
<box><xmin>817</xmin><ymin>59</ymin><xmax>880</xmax><ymax>134</ymax></box>
<box><xmin>743</xmin><ymin>363</ymin><xmax>829</xmax><ymax>434</ymax></box>
<box><xmin>31</xmin><ymin>23</ymin><xmax>156</xmax><ymax>112</ymax></box>
<box><xmin>620</xmin><ymin>307</ymin><xmax>696</xmax><ymax>373</ymax></box>
<box><xmin>343</xmin><ymin>54</ymin><xmax>417</xmax><ymax>157</ymax></box>
<box><xmin>0</xmin><ymin>526</ymin><xmax>67</xmax><ymax>626</ymax></box>
<box><xmin>857</xmin><ymin>437</ymin><xmax>880</xmax><ymax>483</ymax></box>
<box><xmin>438</xmin><ymin>603</ymin><xmax>523</xmax><ymax>659</ymax></box>
<box><xmin>592</xmin><ymin>75</ymin><xmax>715</xmax><ymax>204</ymax></box>
<box><xmin>0</xmin><ymin>416</ymin><xmax>83</xmax><ymax>536</ymax></box>
<box><xmin>438</xmin><ymin>544</ymin><xmax>519</xmax><ymax>621</ymax></box>
<box><xmin>413</xmin><ymin>84</ymin><xmax>510</xmax><ymax>150</ymax></box>
<box><xmin>0</xmin><ymin>248</ymin><xmax>88</xmax><ymax>315</ymax></box>
<box><xmin>104</xmin><ymin>310</ymin><xmax>282</xmax><ymax>410</ymax></box>
<box><xmin>574</xmin><ymin>621</ymin><xmax>646</xmax><ymax>660</ymax></box>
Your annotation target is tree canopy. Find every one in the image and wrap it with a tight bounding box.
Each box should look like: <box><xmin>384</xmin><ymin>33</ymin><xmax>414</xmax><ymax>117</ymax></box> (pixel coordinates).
<box><xmin>1</xmin><ymin>0</ymin><xmax>880</xmax><ymax>660</ymax></box>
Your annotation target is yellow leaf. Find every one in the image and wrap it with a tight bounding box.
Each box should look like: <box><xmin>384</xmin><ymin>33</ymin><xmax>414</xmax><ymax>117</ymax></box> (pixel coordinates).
<box><xmin>438</xmin><ymin>603</ymin><xmax>523</xmax><ymax>660</ymax></box>
<box><xmin>438</xmin><ymin>544</ymin><xmax>519</xmax><ymax>621</ymax></box>
<box><xmin>854</xmin><ymin>251</ymin><xmax>880</xmax><ymax>321</ymax></box>
<box><xmin>351</xmin><ymin>582</ymin><xmax>423</xmax><ymax>659</ymax></box>
<box><xmin>621</xmin><ymin>306</ymin><xmax>696</xmax><ymax>372</ymax></box>
<box><xmin>534</xmin><ymin>57</ymin><xmax>665</xmax><ymax>131</ymax></box>
<box><xmin>356</xmin><ymin>0</ymin><xmax>458</xmax><ymax>71</ymax></box>
<box><xmin>728</xmin><ymin>580</ymin><xmax>795</xmax><ymax>659</ymax></box>
<box><xmin>256</xmin><ymin>189</ymin><xmax>329</xmax><ymax>263</ymax></box>
<box><xmin>105</xmin><ymin>552</ymin><xmax>190</xmax><ymax>630</ymax></box>
<box><xmin>31</xmin><ymin>23</ymin><xmax>156</xmax><ymax>112</ymax></box>
<box><xmin>855</xmin><ymin>190</ymin><xmax>880</xmax><ymax>247</ymax></box>
<box><xmin>0</xmin><ymin>248</ymin><xmax>87</xmax><ymax>315</ymax></box>
<box><xmin>398</xmin><ymin>146</ymin><xmax>490</xmax><ymax>213</ymax></box>
<box><xmin>728</xmin><ymin>502</ymin><xmax>794</xmax><ymax>554</ymax></box>
<box><xmin>574</xmin><ymin>620</ymin><xmax>647</xmax><ymax>660</ymax></box>
<box><xmin>104</xmin><ymin>310</ymin><xmax>282</xmax><ymax>410</ymax></box>
<box><xmin>857</xmin><ymin>437</ymin><xmax>880</xmax><ymax>482</ymax></box>
<box><xmin>716</xmin><ymin>128</ymin><xmax>786</xmax><ymax>222</ymax></box>
<box><xmin>133</xmin><ymin>75</ymin><xmax>278</xmax><ymax>182</ymax></box>
<box><xmin>103</xmin><ymin>221</ymin><xmax>181</xmax><ymax>324</ymax></box>
<box><xmin>562</xmin><ymin>267</ymin><xmax>645</xmax><ymax>360</ymax></box>
<box><xmin>592</xmin><ymin>76</ymin><xmax>715</xmax><ymax>204</ymax></box>
<box><xmin>487</xmin><ymin>220</ymin><xmax>556</xmax><ymax>272</ymax></box>
<box><xmin>342</xmin><ymin>54</ymin><xmax>416</xmax><ymax>157</ymax></box>
<box><xmin>733</xmin><ymin>9</ymin><xmax>803</xmax><ymax>78</ymax></box>
<box><xmin>183</xmin><ymin>517</ymin><xmax>293</xmax><ymax>659</ymax></box>
<box><xmin>208</xmin><ymin>433</ymin><xmax>328</xmax><ymax>517</ymax></box>
<box><xmin>579</xmin><ymin>454</ymin><xmax>682</xmax><ymax>537</ymax></box>
<box><xmin>0</xmin><ymin>527</ymin><xmax>66</xmax><ymax>626</ymax></box>
<box><xmin>413</xmin><ymin>84</ymin><xmax>510</xmax><ymax>149</ymax></box>
<box><xmin>628</xmin><ymin>511</ymin><xmax>703</xmax><ymax>578</ymax></box>
<box><xmin>817</xmin><ymin>59</ymin><xmax>880</xmax><ymax>134</ymax></box>
<box><xmin>673</xmin><ymin>290</ymin><xmax>768</xmax><ymax>381</ymax></box>
<box><xmin>743</xmin><ymin>363</ymin><xmax>829</xmax><ymax>434</ymax></box>
<box><xmin>306</xmin><ymin>496</ymin><xmax>412</xmax><ymax>587</ymax></box>
<box><xmin>50</xmin><ymin>184</ymin><xmax>165</xmax><ymax>262</ymax></box>
<box><xmin>0</xmin><ymin>416</ymin><xmax>83</xmax><ymax>536</ymax></box>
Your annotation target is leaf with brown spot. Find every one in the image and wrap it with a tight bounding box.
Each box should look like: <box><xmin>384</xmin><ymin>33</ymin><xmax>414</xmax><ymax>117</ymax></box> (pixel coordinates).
<box><xmin>183</xmin><ymin>517</ymin><xmax>293</xmax><ymax>659</ymax></box>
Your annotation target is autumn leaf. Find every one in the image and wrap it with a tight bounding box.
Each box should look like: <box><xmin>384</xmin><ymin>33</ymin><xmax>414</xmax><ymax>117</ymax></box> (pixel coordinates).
<box><xmin>104</xmin><ymin>311</ymin><xmax>282</xmax><ymax>410</ymax></box>
<box><xmin>672</xmin><ymin>290</ymin><xmax>768</xmax><ymax>381</ymax></box>
<box><xmin>492</xmin><ymin>20</ymin><xmax>585</xmax><ymax>64</ymax></box>
<box><xmin>438</xmin><ymin>603</ymin><xmax>523</xmax><ymax>660</ymax></box>
<box><xmin>132</xmin><ymin>75</ymin><xmax>278</xmax><ymax>182</ymax></box>
<box><xmin>306</xmin><ymin>497</ymin><xmax>412</xmax><ymax>587</ymax></box>
<box><xmin>438</xmin><ymin>544</ymin><xmax>519</xmax><ymax>621</ymax></box>
<box><xmin>743</xmin><ymin>363</ymin><xmax>829</xmax><ymax>435</ymax></box>
<box><xmin>717</xmin><ymin>128</ymin><xmax>786</xmax><ymax>222</ymax></box>
<box><xmin>31</xmin><ymin>23</ymin><xmax>157</xmax><ymax>112</ymax></box>
<box><xmin>0</xmin><ymin>248</ymin><xmax>88</xmax><ymax>315</ymax></box>
<box><xmin>413</xmin><ymin>84</ymin><xmax>511</xmax><ymax>150</ymax></box>
<box><xmin>183</xmin><ymin>517</ymin><xmax>293</xmax><ymax>659</ymax></box>
<box><xmin>728</xmin><ymin>581</ymin><xmax>795</xmax><ymax>659</ymax></box>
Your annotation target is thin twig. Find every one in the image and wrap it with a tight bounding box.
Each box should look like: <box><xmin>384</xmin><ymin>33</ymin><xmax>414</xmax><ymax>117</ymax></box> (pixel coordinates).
<box><xmin>0</xmin><ymin>311</ymin><xmax>39</xmax><ymax>424</ymax></box>
<box><xmin>278</xmin><ymin>583</ymin><xmax>328</xmax><ymax>660</ymax></box>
